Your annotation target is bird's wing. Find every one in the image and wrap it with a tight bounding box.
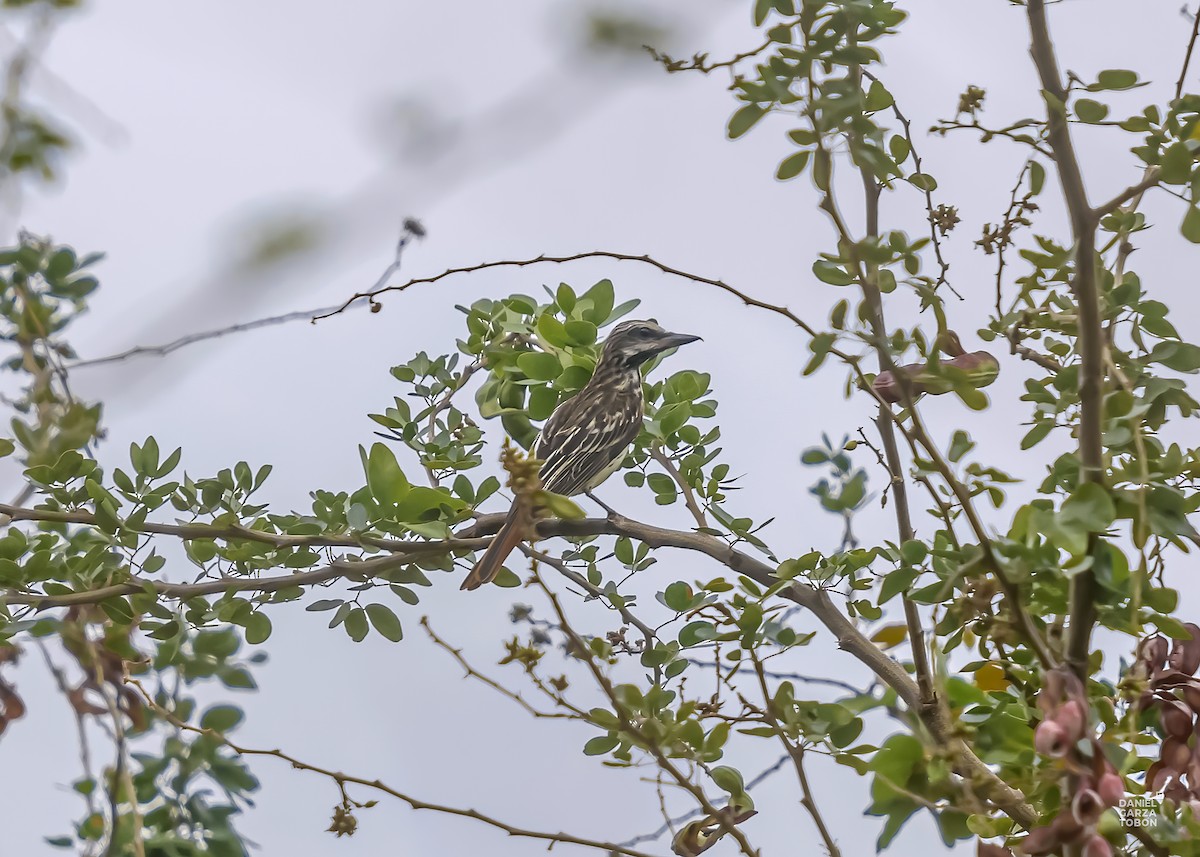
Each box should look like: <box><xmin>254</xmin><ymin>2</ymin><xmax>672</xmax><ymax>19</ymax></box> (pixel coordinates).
<box><xmin>535</xmin><ymin>390</ymin><xmax>642</xmax><ymax>496</ymax></box>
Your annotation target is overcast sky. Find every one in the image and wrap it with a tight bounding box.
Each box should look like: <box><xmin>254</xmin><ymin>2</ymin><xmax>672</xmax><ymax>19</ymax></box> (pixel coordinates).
<box><xmin>2</xmin><ymin>1</ymin><xmax>1198</xmax><ymax>854</ymax></box>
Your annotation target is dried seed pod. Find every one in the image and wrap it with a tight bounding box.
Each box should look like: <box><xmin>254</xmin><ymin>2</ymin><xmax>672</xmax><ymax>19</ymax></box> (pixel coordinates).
<box><xmin>1168</xmin><ymin>624</ymin><xmax>1200</xmax><ymax>675</ymax></box>
<box><xmin>1072</xmin><ymin>788</ymin><xmax>1105</xmax><ymax>827</ymax></box>
<box><xmin>1055</xmin><ymin>700</ymin><xmax>1087</xmax><ymax>742</ymax></box>
<box><xmin>1161</xmin><ymin>700</ymin><xmax>1194</xmax><ymax>740</ymax></box>
<box><xmin>1146</xmin><ymin>759</ymin><xmax>1175</xmax><ymax>794</ymax></box>
<box><xmin>1082</xmin><ymin>834</ymin><xmax>1113</xmax><ymax>857</ymax></box>
<box><xmin>1096</xmin><ymin>771</ymin><xmax>1124</xmax><ymax>807</ymax></box>
<box><xmin>1138</xmin><ymin>635</ymin><xmax>1170</xmax><ymax>673</ymax></box>
<box><xmin>1182</xmin><ymin>682</ymin><xmax>1200</xmax><ymax>714</ymax></box>
<box><xmin>1034</xmin><ymin>719</ymin><xmax>1069</xmax><ymax>758</ymax></box>
<box><xmin>1163</xmin><ymin>736</ymin><xmax>1191</xmax><ymax>771</ymax></box>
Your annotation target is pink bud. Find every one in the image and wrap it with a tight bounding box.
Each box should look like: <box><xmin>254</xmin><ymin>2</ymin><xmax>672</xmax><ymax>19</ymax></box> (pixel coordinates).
<box><xmin>1083</xmin><ymin>834</ymin><xmax>1113</xmax><ymax>857</ymax></box>
<box><xmin>1055</xmin><ymin>700</ymin><xmax>1087</xmax><ymax>741</ymax></box>
<box><xmin>1034</xmin><ymin>719</ymin><xmax>1069</xmax><ymax>758</ymax></box>
<box><xmin>1096</xmin><ymin>771</ymin><xmax>1124</xmax><ymax>806</ymax></box>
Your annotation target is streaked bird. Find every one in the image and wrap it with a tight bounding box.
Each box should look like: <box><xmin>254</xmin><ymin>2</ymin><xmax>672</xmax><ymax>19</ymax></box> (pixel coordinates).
<box><xmin>461</xmin><ymin>319</ymin><xmax>701</xmax><ymax>591</ymax></box>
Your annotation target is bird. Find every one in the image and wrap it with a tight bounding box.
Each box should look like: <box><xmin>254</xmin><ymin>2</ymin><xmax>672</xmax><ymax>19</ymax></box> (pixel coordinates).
<box><xmin>460</xmin><ymin>319</ymin><xmax>701</xmax><ymax>591</ymax></box>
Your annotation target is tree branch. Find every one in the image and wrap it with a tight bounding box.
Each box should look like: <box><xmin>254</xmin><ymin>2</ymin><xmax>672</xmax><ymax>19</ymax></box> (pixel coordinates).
<box><xmin>311</xmin><ymin>251</ymin><xmax>822</xmax><ymax>336</ymax></box>
<box><xmin>1026</xmin><ymin>0</ymin><xmax>1104</xmax><ymax>679</ymax></box>
<box><xmin>126</xmin><ymin>679</ymin><xmax>659</xmax><ymax>857</ymax></box>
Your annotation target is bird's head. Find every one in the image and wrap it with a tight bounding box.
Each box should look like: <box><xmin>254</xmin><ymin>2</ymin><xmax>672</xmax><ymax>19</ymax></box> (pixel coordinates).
<box><xmin>600</xmin><ymin>320</ymin><xmax>701</xmax><ymax>369</ymax></box>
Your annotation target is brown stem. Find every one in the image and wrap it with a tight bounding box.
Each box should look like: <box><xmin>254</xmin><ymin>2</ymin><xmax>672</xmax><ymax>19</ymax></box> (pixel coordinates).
<box><xmin>1026</xmin><ymin>0</ymin><xmax>1104</xmax><ymax>680</ymax></box>
<box><xmin>650</xmin><ymin>445</ymin><xmax>708</xmax><ymax>528</ymax></box>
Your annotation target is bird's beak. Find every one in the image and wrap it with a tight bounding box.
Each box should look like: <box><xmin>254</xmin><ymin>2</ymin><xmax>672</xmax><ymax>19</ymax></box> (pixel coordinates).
<box><xmin>658</xmin><ymin>332</ymin><xmax>702</xmax><ymax>350</ymax></box>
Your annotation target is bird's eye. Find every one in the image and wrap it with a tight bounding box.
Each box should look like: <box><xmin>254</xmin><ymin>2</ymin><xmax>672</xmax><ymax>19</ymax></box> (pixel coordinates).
<box><xmin>636</xmin><ymin>327</ymin><xmax>652</xmax><ymax>337</ymax></box>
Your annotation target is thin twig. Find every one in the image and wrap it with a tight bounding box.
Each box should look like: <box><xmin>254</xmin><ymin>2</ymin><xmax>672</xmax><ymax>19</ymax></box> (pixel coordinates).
<box><xmin>420</xmin><ymin>616</ymin><xmax>581</xmax><ymax>719</ymax></box>
<box><xmin>124</xmin><ymin>678</ymin><xmax>661</xmax><ymax>857</ymax></box>
<box><xmin>649</xmin><ymin>446</ymin><xmax>708</xmax><ymax>529</ymax></box>
<box><xmin>68</xmin><ymin>222</ymin><xmax>424</xmax><ymax>370</ymax></box>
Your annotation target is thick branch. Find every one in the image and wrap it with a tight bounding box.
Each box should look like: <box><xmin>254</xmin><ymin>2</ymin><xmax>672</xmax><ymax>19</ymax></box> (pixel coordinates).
<box><xmin>1026</xmin><ymin>0</ymin><xmax>1103</xmax><ymax>679</ymax></box>
<box><xmin>462</xmin><ymin>513</ymin><xmax>1038</xmax><ymax>827</ymax></box>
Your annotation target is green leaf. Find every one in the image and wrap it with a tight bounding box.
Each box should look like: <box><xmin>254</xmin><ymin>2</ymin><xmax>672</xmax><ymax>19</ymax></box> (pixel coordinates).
<box><xmin>580</xmin><ymin>279</ymin><xmax>615</xmax><ymax>325</ymax></box>
<box><xmin>1060</xmin><ymin>480</ymin><xmax>1113</xmax><ymax>532</ymax></box>
<box><xmin>1160</xmin><ymin>142</ymin><xmax>1192</xmax><ymax>185</ymax></box>
<box><xmin>1020</xmin><ymin>422</ymin><xmax>1053</xmax><ymax>450</ymax></box>
<box><xmin>1094</xmin><ymin>68</ymin><xmax>1139</xmax><ymax>90</ymax></box>
<box><xmin>776</xmin><ymin>150</ymin><xmax>810</xmax><ymax>180</ymax></box>
<box><xmin>1074</xmin><ymin>98</ymin><xmax>1108</xmax><ymax>123</ymax></box>
<box><xmin>0</xmin><ymin>439</ymin><xmax>14</xmax><ymax>458</ymax></box>
<box><xmin>728</xmin><ymin>104</ymin><xmax>766</xmax><ymax>139</ymax></box>
<box><xmin>812</xmin><ymin>261</ymin><xmax>854</xmax><ymax>286</ymax></box>
<box><xmin>517</xmin><ymin>351</ymin><xmax>562</xmax><ymax>381</ymax></box>
<box><xmin>584</xmin><ymin>734</ymin><xmax>619</xmax><ymax>756</ymax></box>
<box><xmin>345</xmin><ymin>607</ymin><xmax>369</xmax><ymax>642</ymax></box>
<box><xmin>662</xmin><ymin>581</ymin><xmax>694</xmax><ymax>612</ymax></box>
<box><xmin>200</xmin><ymin>704</ymin><xmax>245</xmax><ymax>733</ymax></box>
<box><xmin>865</xmin><ymin>79</ymin><xmax>894</xmax><ymax>112</ymax></box>
<box><xmin>364</xmin><ymin>443</ymin><xmax>410</xmax><ymax>506</ymax></box>
<box><xmin>679</xmin><ymin>620</ymin><xmax>718</xmax><ymax>647</ymax></box>
<box><xmin>536</xmin><ymin>314</ymin><xmax>570</xmax><ymax>348</ymax></box>
<box><xmin>1029</xmin><ymin>161</ymin><xmax>1045</xmax><ymax>195</ymax></box>
<box><xmin>879</xmin><ymin>567</ymin><xmax>920</xmax><ymax>604</ymax></box>
<box><xmin>100</xmin><ymin>597</ymin><xmax>134</xmax><ymax>625</ymax></box>
<box><xmin>218</xmin><ymin>666</ymin><xmax>257</xmax><ymax>689</ymax></box>
<box><xmin>1150</xmin><ymin>341</ymin><xmax>1200</xmax><ymax>372</ymax></box>
<box><xmin>907</xmin><ymin>172</ymin><xmax>937</xmax><ymax>192</ymax></box>
<box><xmin>1183</xmin><ymin>206</ymin><xmax>1200</xmax><ymax>243</ymax></box>
<box><xmin>564</xmin><ymin>320</ymin><xmax>598</xmax><ymax>345</ymax></box>
<box><xmin>245</xmin><ymin>612</ymin><xmax>272</xmax><ymax>645</ymax></box>
<box><xmin>365</xmin><ymin>603</ymin><xmax>404</xmax><ymax>642</ymax></box>
<box><xmin>947</xmin><ymin>430</ymin><xmax>974</xmax><ymax>462</ymax></box>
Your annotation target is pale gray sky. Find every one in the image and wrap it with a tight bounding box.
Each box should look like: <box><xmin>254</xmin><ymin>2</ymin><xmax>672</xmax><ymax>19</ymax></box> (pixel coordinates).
<box><xmin>2</xmin><ymin>1</ymin><xmax>1198</xmax><ymax>854</ymax></box>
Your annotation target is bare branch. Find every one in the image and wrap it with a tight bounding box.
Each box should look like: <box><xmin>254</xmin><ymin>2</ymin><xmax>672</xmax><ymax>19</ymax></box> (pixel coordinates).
<box><xmin>312</xmin><ymin>250</ymin><xmax>822</xmax><ymax>336</ymax></box>
<box><xmin>68</xmin><ymin>222</ymin><xmax>424</xmax><ymax>371</ymax></box>
<box><xmin>125</xmin><ymin>679</ymin><xmax>660</xmax><ymax>857</ymax></box>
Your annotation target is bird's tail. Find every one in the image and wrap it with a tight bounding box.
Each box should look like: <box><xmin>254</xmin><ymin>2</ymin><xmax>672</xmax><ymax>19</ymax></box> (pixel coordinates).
<box><xmin>460</xmin><ymin>505</ymin><xmax>524</xmax><ymax>591</ymax></box>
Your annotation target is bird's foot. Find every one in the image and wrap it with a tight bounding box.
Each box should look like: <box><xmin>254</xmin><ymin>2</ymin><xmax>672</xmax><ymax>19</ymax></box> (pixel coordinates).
<box><xmin>586</xmin><ymin>491</ymin><xmax>620</xmax><ymax>520</ymax></box>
